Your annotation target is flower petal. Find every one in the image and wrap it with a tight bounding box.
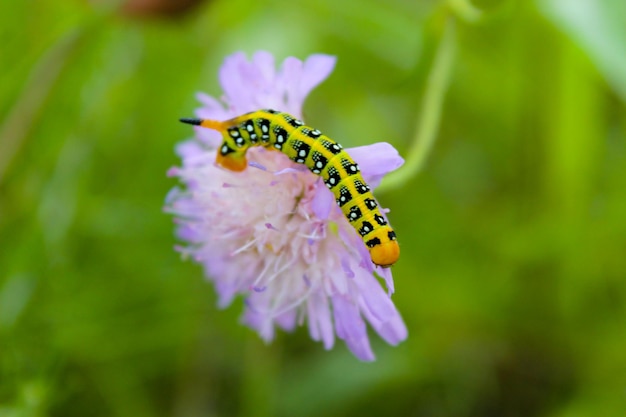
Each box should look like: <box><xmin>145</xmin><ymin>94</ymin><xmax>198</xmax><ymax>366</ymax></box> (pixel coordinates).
<box><xmin>276</xmin><ymin>308</ymin><xmax>297</xmax><ymax>331</ymax></box>
<box><xmin>196</xmin><ymin>92</ymin><xmax>225</xmax><ymax>115</ymax></box>
<box><xmin>354</xmin><ymin>272</ymin><xmax>397</xmax><ymax>321</ymax></box>
<box><xmin>360</xmin><ymin>299</ymin><xmax>408</xmax><ymax>346</ymax></box>
<box><xmin>310</xmin><ymin>182</ymin><xmax>335</xmax><ymax>220</ymax></box>
<box><xmin>338</xmin><ymin>224</ymin><xmax>373</xmax><ymax>273</ymax></box>
<box><xmin>377</xmin><ymin>266</ymin><xmax>395</xmax><ymax>296</ymax></box>
<box><xmin>169</xmin><ymin>51</ymin><xmax>406</xmax><ymax>362</ymax></box>
<box><xmin>307</xmin><ymin>292</ymin><xmax>335</xmax><ymax>349</ymax></box>
<box><xmin>348</xmin><ymin>142</ymin><xmax>404</xmax><ymax>188</ymax></box>
<box><xmin>279</xmin><ymin>57</ymin><xmax>305</xmax><ymax>116</ymax></box>
<box><xmin>298</xmin><ymin>54</ymin><xmax>337</xmax><ymax>105</ymax></box>
<box><xmin>252</xmin><ymin>50</ymin><xmax>276</xmax><ymax>86</ymax></box>
<box><xmin>219</xmin><ymin>52</ymin><xmax>249</xmax><ymax>109</ymax></box>
<box><xmin>175</xmin><ymin>139</ymin><xmax>205</xmax><ymax>160</ymax></box>
<box><xmin>332</xmin><ymin>294</ymin><xmax>375</xmax><ymax>361</ymax></box>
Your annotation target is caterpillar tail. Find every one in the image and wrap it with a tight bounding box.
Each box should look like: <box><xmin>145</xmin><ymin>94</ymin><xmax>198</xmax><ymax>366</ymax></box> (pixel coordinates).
<box><xmin>179</xmin><ymin>117</ymin><xmax>247</xmax><ymax>171</ymax></box>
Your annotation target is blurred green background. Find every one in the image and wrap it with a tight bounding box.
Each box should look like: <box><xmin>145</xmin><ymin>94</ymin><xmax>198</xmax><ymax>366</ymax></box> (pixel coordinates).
<box><xmin>1</xmin><ymin>0</ymin><xmax>625</xmax><ymax>415</ymax></box>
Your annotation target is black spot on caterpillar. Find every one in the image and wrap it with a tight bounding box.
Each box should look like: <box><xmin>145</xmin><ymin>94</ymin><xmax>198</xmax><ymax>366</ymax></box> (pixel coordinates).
<box><xmin>180</xmin><ymin>109</ymin><xmax>399</xmax><ymax>267</ymax></box>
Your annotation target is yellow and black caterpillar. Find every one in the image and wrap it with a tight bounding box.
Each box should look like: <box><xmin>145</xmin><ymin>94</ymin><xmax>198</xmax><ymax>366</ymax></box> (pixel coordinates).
<box><xmin>180</xmin><ymin>109</ymin><xmax>399</xmax><ymax>267</ymax></box>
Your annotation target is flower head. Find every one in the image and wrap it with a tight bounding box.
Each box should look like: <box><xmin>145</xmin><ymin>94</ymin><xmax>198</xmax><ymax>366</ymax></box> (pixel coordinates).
<box><xmin>166</xmin><ymin>51</ymin><xmax>407</xmax><ymax>361</ymax></box>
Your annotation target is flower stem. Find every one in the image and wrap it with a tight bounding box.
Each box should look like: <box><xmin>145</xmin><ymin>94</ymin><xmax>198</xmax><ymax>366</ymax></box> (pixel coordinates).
<box><xmin>379</xmin><ymin>16</ymin><xmax>456</xmax><ymax>192</ymax></box>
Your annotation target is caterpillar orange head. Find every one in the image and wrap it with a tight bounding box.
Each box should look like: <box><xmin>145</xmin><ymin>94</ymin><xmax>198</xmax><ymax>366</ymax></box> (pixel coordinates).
<box><xmin>369</xmin><ymin>241</ymin><xmax>400</xmax><ymax>268</ymax></box>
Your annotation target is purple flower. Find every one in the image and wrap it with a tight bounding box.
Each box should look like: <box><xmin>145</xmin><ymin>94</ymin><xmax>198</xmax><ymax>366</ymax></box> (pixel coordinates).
<box><xmin>166</xmin><ymin>51</ymin><xmax>407</xmax><ymax>361</ymax></box>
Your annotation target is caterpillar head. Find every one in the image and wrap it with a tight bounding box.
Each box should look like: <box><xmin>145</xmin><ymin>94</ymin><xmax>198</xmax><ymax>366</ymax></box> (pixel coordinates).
<box><xmin>369</xmin><ymin>240</ymin><xmax>400</xmax><ymax>268</ymax></box>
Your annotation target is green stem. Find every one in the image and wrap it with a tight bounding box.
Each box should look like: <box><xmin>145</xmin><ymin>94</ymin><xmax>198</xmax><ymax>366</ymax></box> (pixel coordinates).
<box><xmin>379</xmin><ymin>17</ymin><xmax>456</xmax><ymax>192</ymax></box>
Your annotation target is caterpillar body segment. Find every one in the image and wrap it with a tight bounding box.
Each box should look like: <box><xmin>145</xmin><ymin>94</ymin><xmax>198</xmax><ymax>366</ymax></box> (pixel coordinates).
<box><xmin>180</xmin><ymin>109</ymin><xmax>399</xmax><ymax>267</ymax></box>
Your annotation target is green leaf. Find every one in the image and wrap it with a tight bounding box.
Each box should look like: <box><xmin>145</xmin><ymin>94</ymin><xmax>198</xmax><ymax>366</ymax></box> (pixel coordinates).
<box><xmin>538</xmin><ymin>0</ymin><xmax>626</xmax><ymax>101</ymax></box>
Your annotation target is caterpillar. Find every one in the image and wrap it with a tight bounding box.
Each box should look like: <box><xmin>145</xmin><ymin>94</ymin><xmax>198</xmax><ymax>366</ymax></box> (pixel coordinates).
<box><xmin>180</xmin><ymin>109</ymin><xmax>399</xmax><ymax>268</ymax></box>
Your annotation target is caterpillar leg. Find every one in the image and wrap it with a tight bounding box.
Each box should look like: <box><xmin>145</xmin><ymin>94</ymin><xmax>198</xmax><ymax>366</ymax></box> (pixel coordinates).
<box><xmin>216</xmin><ymin>150</ymin><xmax>247</xmax><ymax>172</ymax></box>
